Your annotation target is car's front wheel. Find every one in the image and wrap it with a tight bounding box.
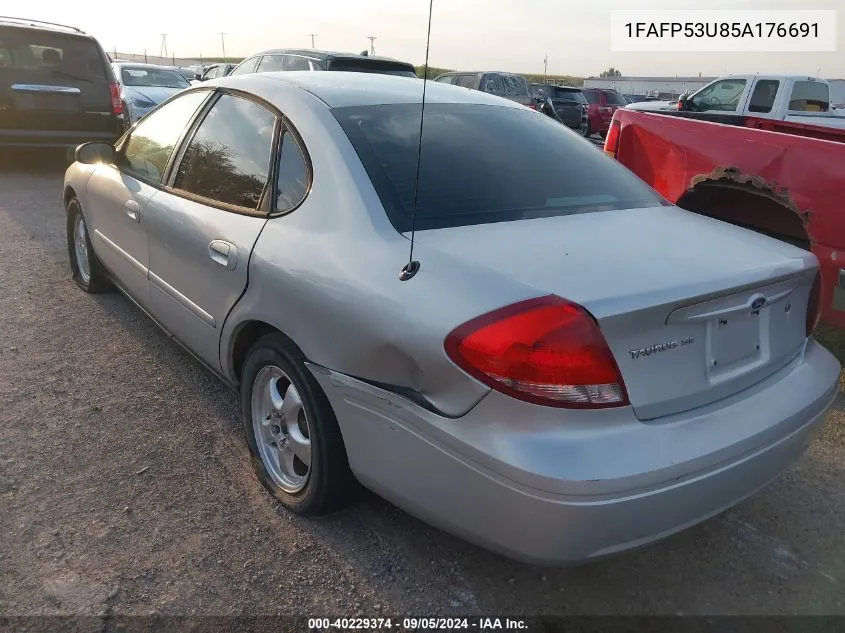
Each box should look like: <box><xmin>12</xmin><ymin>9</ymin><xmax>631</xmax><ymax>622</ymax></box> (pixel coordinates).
<box><xmin>66</xmin><ymin>197</ymin><xmax>111</xmax><ymax>293</ymax></box>
<box><xmin>241</xmin><ymin>333</ymin><xmax>355</xmax><ymax>515</ymax></box>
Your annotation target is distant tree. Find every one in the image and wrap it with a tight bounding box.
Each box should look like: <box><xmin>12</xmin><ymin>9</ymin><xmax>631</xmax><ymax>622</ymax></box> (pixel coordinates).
<box><xmin>600</xmin><ymin>67</ymin><xmax>622</xmax><ymax>78</ymax></box>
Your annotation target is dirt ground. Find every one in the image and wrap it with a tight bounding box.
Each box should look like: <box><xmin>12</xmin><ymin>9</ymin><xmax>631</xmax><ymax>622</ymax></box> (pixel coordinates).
<box><xmin>1</xmin><ymin>152</ymin><xmax>844</xmax><ymax>619</ymax></box>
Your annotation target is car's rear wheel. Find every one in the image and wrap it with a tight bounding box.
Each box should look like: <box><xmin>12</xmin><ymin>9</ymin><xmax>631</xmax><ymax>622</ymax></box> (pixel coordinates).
<box><xmin>66</xmin><ymin>197</ymin><xmax>111</xmax><ymax>293</ymax></box>
<box><xmin>241</xmin><ymin>333</ymin><xmax>355</xmax><ymax>515</ymax></box>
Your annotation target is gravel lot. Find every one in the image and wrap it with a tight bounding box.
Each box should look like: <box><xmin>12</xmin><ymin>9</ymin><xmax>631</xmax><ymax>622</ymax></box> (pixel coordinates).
<box><xmin>1</xmin><ymin>152</ymin><xmax>844</xmax><ymax>618</ymax></box>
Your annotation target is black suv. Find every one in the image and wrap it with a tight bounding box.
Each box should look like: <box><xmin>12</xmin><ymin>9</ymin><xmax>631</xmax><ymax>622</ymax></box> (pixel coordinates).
<box><xmin>433</xmin><ymin>71</ymin><xmax>534</xmax><ymax>109</ymax></box>
<box><xmin>0</xmin><ymin>17</ymin><xmax>126</xmax><ymax>149</ymax></box>
<box><xmin>530</xmin><ymin>83</ymin><xmax>589</xmax><ymax>133</ymax></box>
<box><xmin>230</xmin><ymin>49</ymin><xmax>417</xmax><ymax>78</ymax></box>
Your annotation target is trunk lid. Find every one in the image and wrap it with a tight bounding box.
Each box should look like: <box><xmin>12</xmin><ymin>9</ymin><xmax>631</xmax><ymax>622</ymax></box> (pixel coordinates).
<box><xmin>414</xmin><ymin>207</ymin><xmax>817</xmax><ymax>420</ymax></box>
<box><xmin>0</xmin><ymin>26</ymin><xmax>113</xmax><ymax>133</ymax></box>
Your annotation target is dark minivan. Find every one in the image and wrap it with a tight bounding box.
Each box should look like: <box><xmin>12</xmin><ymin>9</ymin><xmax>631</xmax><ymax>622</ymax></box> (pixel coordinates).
<box><xmin>0</xmin><ymin>17</ymin><xmax>126</xmax><ymax>149</ymax></box>
<box><xmin>434</xmin><ymin>71</ymin><xmax>535</xmax><ymax>109</ymax></box>
<box><xmin>230</xmin><ymin>49</ymin><xmax>418</xmax><ymax>78</ymax></box>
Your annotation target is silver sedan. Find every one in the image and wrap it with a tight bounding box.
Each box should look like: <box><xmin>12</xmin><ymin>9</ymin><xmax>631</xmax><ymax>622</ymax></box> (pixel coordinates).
<box><xmin>63</xmin><ymin>72</ymin><xmax>839</xmax><ymax>564</ymax></box>
<box><xmin>111</xmin><ymin>62</ymin><xmax>192</xmax><ymax>123</ymax></box>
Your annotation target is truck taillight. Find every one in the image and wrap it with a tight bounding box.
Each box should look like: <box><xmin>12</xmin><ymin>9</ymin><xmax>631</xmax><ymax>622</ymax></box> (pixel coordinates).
<box><xmin>445</xmin><ymin>296</ymin><xmax>629</xmax><ymax>409</ymax></box>
<box><xmin>807</xmin><ymin>271</ymin><xmax>822</xmax><ymax>336</ymax></box>
<box><xmin>603</xmin><ymin>119</ymin><xmax>621</xmax><ymax>158</ymax></box>
<box><xmin>109</xmin><ymin>82</ymin><xmax>124</xmax><ymax>115</ymax></box>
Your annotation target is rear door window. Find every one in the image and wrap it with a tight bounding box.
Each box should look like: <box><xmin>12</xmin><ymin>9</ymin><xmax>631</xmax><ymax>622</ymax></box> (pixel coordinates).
<box><xmin>748</xmin><ymin>79</ymin><xmax>779</xmax><ymax>113</ymax></box>
<box><xmin>788</xmin><ymin>81</ymin><xmax>830</xmax><ymax>112</ymax></box>
<box><xmin>172</xmin><ymin>93</ymin><xmax>276</xmax><ymax>209</ymax></box>
<box><xmin>230</xmin><ymin>56</ymin><xmax>259</xmax><ymax>76</ymax></box>
<box><xmin>333</xmin><ymin>102</ymin><xmax>667</xmax><ymax>232</ymax></box>
<box><xmin>582</xmin><ymin>90</ymin><xmax>600</xmax><ymax>104</ymax></box>
<box><xmin>604</xmin><ymin>90</ymin><xmax>627</xmax><ymax>106</ymax></box>
<box><xmin>119</xmin><ymin>90</ymin><xmax>210</xmax><ymax>182</ymax></box>
<box><xmin>256</xmin><ymin>55</ymin><xmax>285</xmax><ymax>73</ymax></box>
<box><xmin>283</xmin><ymin>56</ymin><xmax>311</xmax><ymax>71</ymax></box>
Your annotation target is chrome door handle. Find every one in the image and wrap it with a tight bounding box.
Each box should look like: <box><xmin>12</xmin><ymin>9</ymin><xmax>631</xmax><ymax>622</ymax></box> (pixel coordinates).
<box><xmin>209</xmin><ymin>240</ymin><xmax>238</xmax><ymax>271</ymax></box>
<box><xmin>125</xmin><ymin>200</ymin><xmax>140</xmax><ymax>222</ymax></box>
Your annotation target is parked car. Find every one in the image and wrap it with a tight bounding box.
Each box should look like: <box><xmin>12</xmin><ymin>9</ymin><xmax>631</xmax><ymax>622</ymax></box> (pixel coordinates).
<box><xmin>605</xmin><ymin>106</ymin><xmax>845</xmax><ymax>329</ymax></box>
<box><xmin>63</xmin><ymin>72</ymin><xmax>838</xmax><ymax>565</ymax></box>
<box><xmin>112</xmin><ymin>62</ymin><xmax>191</xmax><ymax>123</ymax></box>
<box><xmin>530</xmin><ymin>83</ymin><xmax>588</xmax><ymax>133</ymax></box>
<box><xmin>200</xmin><ymin>63</ymin><xmax>236</xmax><ymax>81</ymax></box>
<box><xmin>229</xmin><ymin>49</ymin><xmax>417</xmax><ymax>78</ymax></box>
<box><xmin>581</xmin><ymin>88</ymin><xmax>627</xmax><ymax>137</ymax></box>
<box><xmin>434</xmin><ymin>71</ymin><xmax>535</xmax><ymax>109</ymax></box>
<box><xmin>0</xmin><ymin>16</ymin><xmax>126</xmax><ymax>149</ymax></box>
<box><xmin>626</xmin><ymin>75</ymin><xmax>845</xmax><ymax>130</ymax></box>
<box><xmin>828</xmin><ymin>78</ymin><xmax>845</xmax><ymax>109</ymax></box>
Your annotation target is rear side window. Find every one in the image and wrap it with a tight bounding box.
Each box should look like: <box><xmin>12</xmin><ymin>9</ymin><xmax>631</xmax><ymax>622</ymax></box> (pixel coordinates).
<box><xmin>283</xmin><ymin>56</ymin><xmax>311</xmax><ymax>71</ymax></box>
<box><xmin>257</xmin><ymin>55</ymin><xmax>284</xmax><ymax>73</ymax></box>
<box><xmin>499</xmin><ymin>75</ymin><xmax>529</xmax><ymax>97</ymax></box>
<box><xmin>275</xmin><ymin>132</ymin><xmax>309</xmax><ymax>212</ymax></box>
<box><xmin>173</xmin><ymin>93</ymin><xmax>276</xmax><ymax>209</ymax></box>
<box><xmin>333</xmin><ymin>103</ymin><xmax>667</xmax><ymax>232</ymax></box>
<box><xmin>789</xmin><ymin>81</ymin><xmax>830</xmax><ymax>112</ymax></box>
<box><xmin>582</xmin><ymin>90</ymin><xmax>599</xmax><ymax>104</ymax></box>
<box><xmin>748</xmin><ymin>80</ymin><xmax>779</xmax><ymax>113</ymax></box>
<box><xmin>553</xmin><ymin>88</ymin><xmax>587</xmax><ymax>104</ymax></box>
<box><xmin>455</xmin><ymin>75</ymin><xmax>476</xmax><ymax>89</ymax></box>
<box><xmin>119</xmin><ymin>90</ymin><xmax>209</xmax><ymax>182</ymax></box>
<box><xmin>0</xmin><ymin>28</ymin><xmax>107</xmax><ymax>81</ymax></box>
<box><xmin>230</xmin><ymin>56</ymin><xmax>259</xmax><ymax>76</ymax></box>
<box><xmin>604</xmin><ymin>90</ymin><xmax>627</xmax><ymax>106</ymax></box>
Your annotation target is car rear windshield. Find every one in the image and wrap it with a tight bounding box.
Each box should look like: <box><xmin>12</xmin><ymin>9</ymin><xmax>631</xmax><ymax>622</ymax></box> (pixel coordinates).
<box><xmin>333</xmin><ymin>103</ymin><xmax>667</xmax><ymax>232</ymax></box>
<box><xmin>326</xmin><ymin>59</ymin><xmax>417</xmax><ymax>78</ymax></box>
<box><xmin>604</xmin><ymin>90</ymin><xmax>628</xmax><ymax>105</ymax></box>
<box><xmin>121</xmin><ymin>66</ymin><xmax>190</xmax><ymax>89</ymax></box>
<box><xmin>0</xmin><ymin>27</ymin><xmax>107</xmax><ymax>81</ymax></box>
<box><xmin>551</xmin><ymin>88</ymin><xmax>587</xmax><ymax>103</ymax></box>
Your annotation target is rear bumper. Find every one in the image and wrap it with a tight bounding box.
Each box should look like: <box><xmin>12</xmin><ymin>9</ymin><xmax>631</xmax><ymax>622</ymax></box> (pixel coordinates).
<box><xmin>0</xmin><ymin>128</ymin><xmax>123</xmax><ymax>149</ymax></box>
<box><xmin>309</xmin><ymin>339</ymin><xmax>839</xmax><ymax>565</ymax></box>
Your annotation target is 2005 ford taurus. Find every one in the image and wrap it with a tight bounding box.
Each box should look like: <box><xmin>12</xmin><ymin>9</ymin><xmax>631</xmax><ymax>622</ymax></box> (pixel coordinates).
<box><xmin>63</xmin><ymin>71</ymin><xmax>840</xmax><ymax>564</ymax></box>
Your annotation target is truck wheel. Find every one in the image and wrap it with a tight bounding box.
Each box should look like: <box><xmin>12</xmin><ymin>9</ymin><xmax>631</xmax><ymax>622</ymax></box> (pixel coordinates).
<box><xmin>66</xmin><ymin>197</ymin><xmax>111</xmax><ymax>293</ymax></box>
<box><xmin>241</xmin><ymin>333</ymin><xmax>356</xmax><ymax>515</ymax></box>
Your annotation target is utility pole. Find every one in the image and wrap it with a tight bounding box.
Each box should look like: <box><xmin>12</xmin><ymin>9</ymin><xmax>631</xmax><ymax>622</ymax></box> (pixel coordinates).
<box><xmin>219</xmin><ymin>32</ymin><xmax>227</xmax><ymax>62</ymax></box>
<box><xmin>309</xmin><ymin>33</ymin><xmax>318</xmax><ymax>48</ymax></box>
<box><xmin>544</xmin><ymin>53</ymin><xmax>548</xmax><ymax>84</ymax></box>
<box><xmin>367</xmin><ymin>36</ymin><xmax>376</xmax><ymax>55</ymax></box>
<box><xmin>144</xmin><ymin>49</ymin><xmax>147</xmax><ymax>63</ymax></box>
<box><xmin>160</xmin><ymin>34</ymin><xmax>168</xmax><ymax>58</ymax></box>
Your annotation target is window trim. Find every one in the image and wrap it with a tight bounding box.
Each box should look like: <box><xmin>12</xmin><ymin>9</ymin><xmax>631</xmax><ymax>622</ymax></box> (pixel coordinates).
<box><xmin>113</xmin><ymin>88</ymin><xmax>215</xmax><ymax>188</ymax></box>
<box><xmin>268</xmin><ymin>119</ymin><xmax>313</xmax><ymax>218</ymax></box>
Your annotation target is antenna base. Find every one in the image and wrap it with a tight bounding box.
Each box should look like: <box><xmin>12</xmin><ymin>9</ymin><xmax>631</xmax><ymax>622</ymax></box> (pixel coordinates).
<box><xmin>399</xmin><ymin>261</ymin><xmax>420</xmax><ymax>281</ymax></box>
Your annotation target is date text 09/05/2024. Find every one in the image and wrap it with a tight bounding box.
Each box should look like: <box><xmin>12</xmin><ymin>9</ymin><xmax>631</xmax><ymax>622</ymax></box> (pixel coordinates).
<box><xmin>624</xmin><ymin>22</ymin><xmax>819</xmax><ymax>38</ymax></box>
<box><xmin>308</xmin><ymin>618</ymin><xmax>528</xmax><ymax>630</ymax></box>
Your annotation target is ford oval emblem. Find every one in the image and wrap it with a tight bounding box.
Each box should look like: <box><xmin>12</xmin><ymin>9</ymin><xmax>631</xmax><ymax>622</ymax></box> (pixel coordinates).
<box><xmin>751</xmin><ymin>296</ymin><xmax>766</xmax><ymax>310</ymax></box>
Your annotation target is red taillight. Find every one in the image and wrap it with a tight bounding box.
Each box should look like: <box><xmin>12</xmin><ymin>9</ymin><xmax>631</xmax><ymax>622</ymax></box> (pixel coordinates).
<box><xmin>109</xmin><ymin>82</ymin><xmax>123</xmax><ymax>115</ymax></box>
<box><xmin>603</xmin><ymin>119</ymin><xmax>621</xmax><ymax>158</ymax></box>
<box><xmin>807</xmin><ymin>271</ymin><xmax>822</xmax><ymax>336</ymax></box>
<box><xmin>445</xmin><ymin>296</ymin><xmax>629</xmax><ymax>409</ymax></box>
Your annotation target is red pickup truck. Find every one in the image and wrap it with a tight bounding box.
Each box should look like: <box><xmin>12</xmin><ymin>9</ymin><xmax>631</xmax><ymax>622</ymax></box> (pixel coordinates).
<box><xmin>604</xmin><ymin>109</ymin><xmax>845</xmax><ymax>329</ymax></box>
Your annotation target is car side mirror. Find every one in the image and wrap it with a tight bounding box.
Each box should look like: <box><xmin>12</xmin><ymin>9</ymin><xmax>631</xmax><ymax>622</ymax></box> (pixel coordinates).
<box><xmin>75</xmin><ymin>142</ymin><xmax>115</xmax><ymax>165</ymax></box>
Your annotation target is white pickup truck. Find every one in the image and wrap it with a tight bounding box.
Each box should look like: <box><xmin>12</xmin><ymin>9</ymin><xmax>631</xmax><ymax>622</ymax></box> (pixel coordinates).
<box><xmin>627</xmin><ymin>75</ymin><xmax>845</xmax><ymax>130</ymax></box>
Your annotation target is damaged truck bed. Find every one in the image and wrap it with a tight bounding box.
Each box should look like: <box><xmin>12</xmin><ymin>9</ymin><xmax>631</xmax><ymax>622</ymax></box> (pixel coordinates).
<box><xmin>604</xmin><ymin>109</ymin><xmax>845</xmax><ymax>329</ymax></box>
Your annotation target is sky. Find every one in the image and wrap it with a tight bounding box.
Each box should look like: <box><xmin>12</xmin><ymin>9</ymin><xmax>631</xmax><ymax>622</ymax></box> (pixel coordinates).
<box><xmin>18</xmin><ymin>0</ymin><xmax>845</xmax><ymax>78</ymax></box>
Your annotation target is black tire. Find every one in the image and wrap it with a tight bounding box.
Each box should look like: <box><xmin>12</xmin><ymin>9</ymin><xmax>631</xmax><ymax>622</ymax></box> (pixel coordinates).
<box><xmin>241</xmin><ymin>333</ymin><xmax>355</xmax><ymax>515</ymax></box>
<box><xmin>66</xmin><ymin>197</ymin><xmax>112</xmax><ymax>293</ymax></box>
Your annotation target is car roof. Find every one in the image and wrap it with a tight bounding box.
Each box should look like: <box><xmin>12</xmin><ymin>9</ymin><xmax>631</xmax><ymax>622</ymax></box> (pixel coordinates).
<box><xmin>245</xmin><ymin>48</ymin><xmax>413</xmax><ymax>66</ymax></box>
<box><xmin>210</xmin><ymin>71</ymin><xmax>526</xmax><ymax>109</ymax></box>
<box><xmin>441</xmin><ymin>71</ymin><xmax>522</xmax><ymax>77</ymax></box>
<box><xmin>113</xmin><ymin>62</ymin><xmax>185</xmax><ymax>71</ymax></box>
<box><xmin>0</xmin><ymin>16</ymin><xmax>90</xmax><ymax>36</ymax></box>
